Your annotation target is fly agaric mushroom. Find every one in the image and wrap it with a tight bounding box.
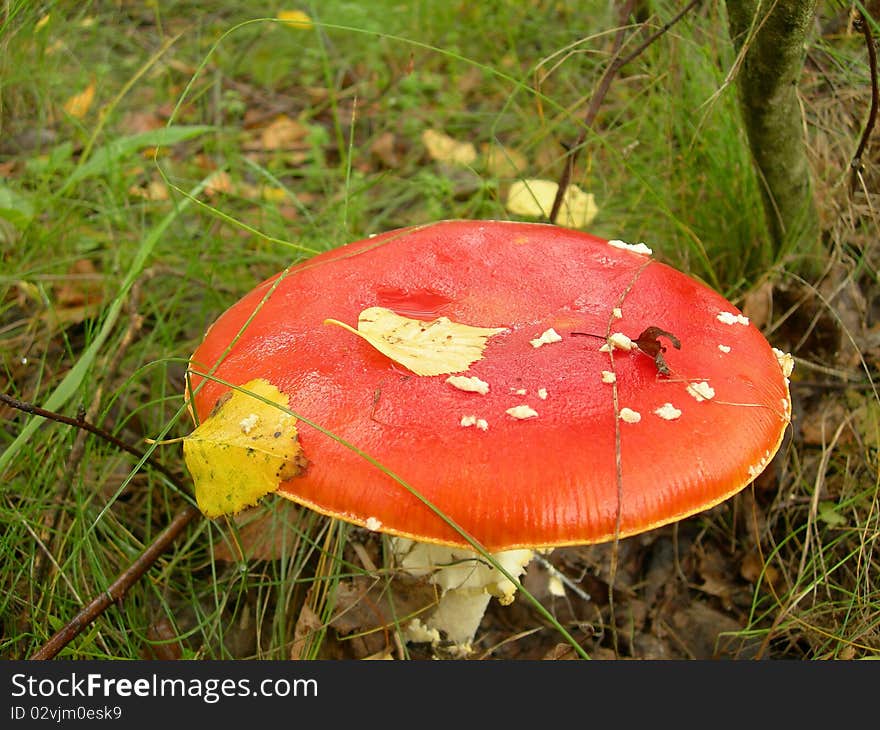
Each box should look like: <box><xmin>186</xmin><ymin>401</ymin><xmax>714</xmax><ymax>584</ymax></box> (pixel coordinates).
<box><xmin>184</xmin><ymin>220</ymin><xmax>792</xmax><ymax>653</ymax></box>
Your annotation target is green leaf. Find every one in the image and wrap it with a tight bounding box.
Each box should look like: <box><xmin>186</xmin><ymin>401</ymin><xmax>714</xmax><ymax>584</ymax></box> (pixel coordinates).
<box><xmin>0</xmin><ymin>184</ymin><xmax>34</xmax><ymax>229</ymax></box>
<box><xmin>60</xmin><ymin>125</ymin><xmax>214</xmax><ymax>192</ymax></box>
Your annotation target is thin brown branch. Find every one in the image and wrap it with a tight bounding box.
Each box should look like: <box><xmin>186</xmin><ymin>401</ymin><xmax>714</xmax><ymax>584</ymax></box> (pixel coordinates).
<box><xmin>549</xmin><ymin>0</ymin><xmax>702</xmax><ymax>223</ymax></box>
<box><xmin>29</xmin><ymin>503</ymin><xmax>200</xmax><ymax>660</ymax></box>
<box><xmin>851</xmin><ymin>8</ymin><xmax>878</xmax><ymax>189</ymax></box>
<box><xmin>0</xmin><ymin>392</ymin><xmax>182</xmax><ymax>488</ymax></box>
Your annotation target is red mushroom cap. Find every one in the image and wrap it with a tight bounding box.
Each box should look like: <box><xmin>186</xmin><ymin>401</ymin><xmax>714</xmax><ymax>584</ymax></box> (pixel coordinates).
<box><xmin>187</xmin><ymin>220</ymin><xmax>791</xmax><ymax>551</ymax></box>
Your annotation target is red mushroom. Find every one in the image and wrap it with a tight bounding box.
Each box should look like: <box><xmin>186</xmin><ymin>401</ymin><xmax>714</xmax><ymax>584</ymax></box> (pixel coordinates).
<box><xmin>184</xmin><ymin>220</ymin><xmax>792</xmax><ymax>651</ymax></box>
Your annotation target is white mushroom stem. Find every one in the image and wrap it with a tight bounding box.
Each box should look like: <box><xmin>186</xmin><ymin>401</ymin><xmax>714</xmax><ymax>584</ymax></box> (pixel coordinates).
<box><xmin>391</xmin><ymin>538</ymin><xmax>534</xmax><ymax>652</ymax></box>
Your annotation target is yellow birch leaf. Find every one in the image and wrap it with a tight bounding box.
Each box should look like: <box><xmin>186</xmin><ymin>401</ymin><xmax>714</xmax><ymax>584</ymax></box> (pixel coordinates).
<box><xmin>482</xmin><ymin>143</ymin><xmax>528</xmax><ymax>178</ymax></box>
<box><xmin>183</xmin><ymin>379</ymin><xmax>305</xmax><ymax>519</ymax></box>
<box><xmin>506</xmin><ymin>178</ymin><xmax>598</xmax><ymax>228</ymax></box>
<box><xmin>277</xmin><ymin>10</ymin><xmax>313</xmax><ymax>30</ymax></box>
<box><xmin>422</xmin><ymin>129</ymin><xmax>477</xmax><ymax>166</ymax></box>
<box><xmin>63</xmin><ymin>81</ymin><xmax>96</xmax><ymax>120</ymax></box>
<box><xmin>324</xmin><ymin>306</ymin><xmax>507</xmax><ymax>377</ymax></box>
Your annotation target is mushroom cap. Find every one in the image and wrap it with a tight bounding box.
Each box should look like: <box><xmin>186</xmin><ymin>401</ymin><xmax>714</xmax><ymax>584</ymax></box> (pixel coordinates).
<box><xmin>187</xmin><ymin>220</ymin><xmax>791</xmax><ymax>551</ymax></box>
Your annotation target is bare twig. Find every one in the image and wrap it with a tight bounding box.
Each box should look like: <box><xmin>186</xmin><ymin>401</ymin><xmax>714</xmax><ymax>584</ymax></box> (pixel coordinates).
<box><xmin>549</xmin><ymin>0</ymin><xmax>702</xmax><ymax>223</ymax></box>
<box><xmin>2</xmin><ymin>392</ymin><xmax>200</xmax><ymax>659</ymax></box>
<box><xmin>29</xmin><ymin>504</ymin><xmax>200</xmax><ymax>660</ymax></box>
<box><xmin>851</xmin><ymin>8</ymin><xmax>878</xmax><ymax>190</ymax></box>
<box><xmin>0</xmin><ymin>392</ymin><xmax>181</xmax><ymax>488</ymax></box>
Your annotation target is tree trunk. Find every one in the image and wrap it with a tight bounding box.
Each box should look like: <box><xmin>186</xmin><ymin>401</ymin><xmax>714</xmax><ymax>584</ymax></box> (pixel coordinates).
<box><xmin>725</xmin><ymin>0</ymin><xmax>821</xmax><ymax>269</ymax></box>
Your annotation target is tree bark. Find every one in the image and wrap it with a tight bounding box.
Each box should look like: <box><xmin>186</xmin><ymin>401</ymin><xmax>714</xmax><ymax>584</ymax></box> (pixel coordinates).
<box><xmin>726</xmin><ymin>0</ymin><xmax>821</xmax><ymax>268</ymax></box>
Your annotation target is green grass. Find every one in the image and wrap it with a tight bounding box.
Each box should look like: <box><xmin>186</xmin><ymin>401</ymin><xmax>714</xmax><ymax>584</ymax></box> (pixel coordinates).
<box><xmin>1</xmin><ymin>0</ymin><xmax>878</xmax><ymax>659</ymax></box>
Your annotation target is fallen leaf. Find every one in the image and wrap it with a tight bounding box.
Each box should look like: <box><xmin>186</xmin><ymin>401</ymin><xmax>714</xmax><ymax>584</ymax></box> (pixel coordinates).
<box><xmin>277</xmin><ymin>9</ymin><xmax>313</xmax><ymax>30</ymax></box>
<box><xmin>183</xmin><ymin>379</ymin><xmax>305</xmax><ymax>518</ymax></box>
<box><xmin>141</xmin><ymin>616</ymin><xmax>183</xmax><ymax>660</ymax></box>
<box><xmin>205</xmin><ymin>170</ymin><xmax>234</xmax><ymax>197</ymax></box>
<box><xmin>742</xmin><ymin>280</ymin><xmax>774</xmax><ymax>331</ymax></box>
<box><xmin>63</xmin><ymin>81</ymin><xmax>96</xmax><ymax>119</ymax></box>
<box><xmin>739</xmin><ymin>550</ymin><xmax>781</xmax><ymax>591</ymax></box>
<box><xmin>324</xmin><ymin>306</ymin><xmax>507</xmax><ymax>376</ymax></box>
<box><xmin>260</xmin><ymin>186</ymin><xmax>287</xmax><ymax>203</ymax></box>
<box><xmin>127</xmin><ymin>179</ymin><xmax>169</xmax><ymax>201</ymax></box>
<box><xmin>260</xmin><ymin>114</ymin><xmax>310</xmax><ymax>151</ymax></box>
<box><xmin>633</xmin><ymin>326</ymin><xmax>681</xmax><ymax>376</ymax></box>
<box><xmin>290</xmin><ymin>598</ymin><xmax>324</xmax><ymax>660</ymax></box>
<box><xmin>422</xmin><ymin>129</ymin><xmax>477</xmax><ymax>166</ymax></box>
<box><xmin>121</xmin><ymin>110</ymin><xmax>166</xmax><ymax>135</ymax></box>
<box><xmin>212</xmin><ymin>500</ymin><xmax>304</xmax><ymax>562</ymax></box>
<box><xmin>506</xmin><ymin>179</ymin><xmax>598</xmax><ymax>228</ymax></box>
<box><xmin>40</xmin><ymin>259</ymin><xmax>105</xmax><ymax>328</ymax></box>
<box><xmin>370</xmin><ymin>131</ymin><xmax>402</xmax><ymax>168</ymax></box>
<box><xmin>482</xmin><ymin>143</ymin><xmax>527</xmax><ymax>178</ymax></box>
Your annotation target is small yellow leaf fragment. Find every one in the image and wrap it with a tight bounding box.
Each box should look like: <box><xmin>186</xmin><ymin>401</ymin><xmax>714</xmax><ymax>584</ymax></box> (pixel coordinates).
<box><xmin>277</xmin><ymin>10</ymin><xmax>313</xmax><ymax>29</ymax></box>
<box><xmin>506</xmin><ymin>179</ymin><xmax>598</xmax><ymax>228</ymax></box>
<box><xmin>183</xmin><ymin>379</ymin><xmax>304</xmax><ymax>519</ymax></box>
<box><xmin>446</xmin><ymin>375</ymin><xmax>490</xmax><ymax>395</ymax></box>
<box><xmin>506</xmin><ymin>405</ymin><xmax>538</xmax><ymax>420</ymax></box>
<box><xmin>529</xmin><ymin>328</ymin><xmax>563</xmax><ymax>348</ymax></box>
<box><xmin>325</xmin><ymin>307</ymin><xmax>507</xmax><ymax>377</ymax></box>
<box><xmin>422</xmin><ymin>129</ymin><xmax>477</xmax><ymax>166</ymax></box>
<box><xmin>63</xmin><ymin>81</ymin><xmax>96</xmax><ymax>119</ymax></box>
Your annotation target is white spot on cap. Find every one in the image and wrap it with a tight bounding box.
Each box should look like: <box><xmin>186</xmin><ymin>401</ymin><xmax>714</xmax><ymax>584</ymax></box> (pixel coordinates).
<box><xmin>506</xmin><ymin>405</ymin><xmax>538</xmax><ymax>420</ymax></box>
<box><xmin>365</xmin><ymin>516</ymin><xmax>382</xmax><ymax>531</ymax></box>
<box><xmin>608</xmin><ymin>239</ymin><xmax>653</xmax><ymax>256</ymax></box>
<box><xmin>686</xmin><ymin>381</ymin><xmax>716</xmax><ymax>402</ymax></box>
<box><xmin>717</xmin><ymin>311</ymin><xmax>750</xmax><ymax>326</ymax></box>
<box><xmin>446</xmin><ymin>375</ymin><xmax>490</xmax><ymax>395</ymax></box>
<box><xmin>514</xmin><ymin>388</ymin><xmax>527</xmax><ymax>395</ymax></box>
<box><xmin>653</xmin><ymin>403</ymin><xmax>682</xmax><ymax>420</ymax></box>
<box><xmin>239</xmin><ymin>414</ymin><xmax>259</xmax><ymax>434</ymax></box>
<box><xmin>537</xmin><ymin>388</ymin><xmax>548</xmax><ymax>400</ymax></box>
<box><xmin>459</xmin><ymin>415</ymin><xmax>489</xmax><ymax>430</ymax></box>
<box><xmin>612</xmin><ymin>308</ymin><xmax>623</xmax><ymax>319</ymax></box>
<box><xmin>604</xmin><ymin>332</ymin><xmax>634</xmax><ymax>351</ymax></box>
<box><xmin>717</xmin><ymin>344</ymin><xmax>731</xmax><ymax>354</ymax></box>
<box><xmin>601</xmin><ymin>370</ymin><xmax>616</xmax><ymax>384</ymax></box>
<box><xmin>530</xmin><ymin>328</ymin><xmax>563</xmax><ymax>348</ymax></box>
<box><xmin>619</xmin><ymin>407</ymin><xmax>641</xmax><ymax>423</ymax></box>
<box><xmin>772</xmin><ymin>347</ymin><xmax>795</xmax><ymax>379</ymax></box>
